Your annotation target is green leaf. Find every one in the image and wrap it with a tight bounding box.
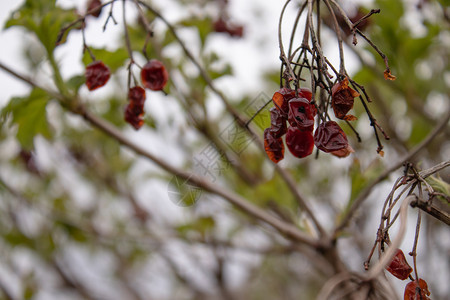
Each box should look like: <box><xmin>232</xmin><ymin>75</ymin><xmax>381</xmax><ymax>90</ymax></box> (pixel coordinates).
<box><xmin>5</xmin><ymin>0</ymin><xmax>78</xmax><ymax>53</ymax></box>
<box><xmin>82</xmin><ymin>47</ymin><xmax>129</xmax><ymax>73</ymax></box>
<box><xmin>209</xmin><ymin>64</ymin><xmax>233</xmax><ymax>80</ymax></box>
<box><xmin>343</xmin><ymin>158</ymin><xmax>384</xmax><ymax>216</ymax></box>
<box><xmin>177</xmin><ymin>216</ymin><xmax>215</xmax><ymax>237</ymax></box>
<box><xmin>66</xmin><ymin>74</ymin><xmax>86</xmax><ymax>94</ymax></box>
<box><xmin>180</xmin><ymin>17</ymin><xmax>213</xmax><ymax>46</ymax></box>
<box><xmin>426</xmin><ymin>175</ymin><xmax>450</xmax><ymax>204</ymax></box>
<box><xmin>1</xmin><ymin>89</ymin><xmax>52</xmax><ymax>150</ymax></box>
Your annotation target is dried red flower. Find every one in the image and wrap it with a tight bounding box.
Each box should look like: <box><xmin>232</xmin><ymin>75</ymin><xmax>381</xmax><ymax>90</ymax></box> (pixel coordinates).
<box><xmin>128</xmin><ymin>86</ymin><xmax>146</xmax><ymax>107</ymax></box>
<box><xmin>330</xmin><ymin>144</ymin><xmax>354</xmax><ymax>158</ymax></box>
<box><xmin>331</xmin><ymin>77</ymin><xmax>360</xmax><ymax>120</ymax></box>
<box><xmin>287</xmin><ymin>98</ymin><xmax>315</xmax><ymax>131</ymax></box>
<box><xmin>213</xmin><ymin>18</ymin><xmax>244</xmax><ymax>38</ymax></box>
<box><xmin>269</xmin><ymin>107</ymin><xmax>287</xmax><ymax>138</ymax></box>
<box><xmin>272</xmin><ymin>87</ymin><xmax>314</xmax><ymax>118</ymax></box>
<box><xmin>264</xmin><ymin>128</ymin><xmax>284</xmax><ymax>163</ymax></box>
<box><xmin>124</xmin><ymin>86</ymin><xmax>146</xmax><ymax>130</ymax></box>
<box><xmin>285</xmin><ymin>126</ymin><xmax>314</xmax><ymax>158</ymax></box>
<box><xmin>85</xmin><ymin>61</ymin><xmax>111</xmax><ymax>91</ymax></box>
<box><xmin>384</xmin><ymin>69</ymin><xmax>397</xmax><ymax>81</ymax></box>
<box><xmin>141</xmin><ymin>59</ymin><xmax>169</xmax><ymax>91</ymax></box>
<box><xmin>272</xmin><ymin>87</ymin><xmax>292</xmax><ymax>117</ymax></box>
<box><xmin>87</xmin><ymin>0</ymin><xmax>103</xmax><ymax>18</ymax></box>
<box><xmin>314</xmin><ymin>121</ymin><xmax>351</xmax><ymax>156</ymax></box>
<box><xmin>404</xmin><ymin>279</ymin><xmax>430</xmax><ymax>300</ymax></box>
<box><xmin>386</xmin><ymin>249</ymin><xmax>413</xmax><ymax>280</ymax></box>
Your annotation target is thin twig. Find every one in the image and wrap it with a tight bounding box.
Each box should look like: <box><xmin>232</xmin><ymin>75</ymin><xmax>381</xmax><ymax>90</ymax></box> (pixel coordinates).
<box><xmin>56</xmin><ymin>0</ymin><xmax>116</xmax><ymax>45</ymax></box>
<box><xmin>136</xmin><ymin>0</ymin><xmax>326</xmax><ymax>235</ymax></box>
<box><xmin>323</xmin><ymin>0</ymin><xmax>345</xmax><ymax>74</ymax></box>
<box><xmin>334</xmin><ymin>109</ymin><xmax>450</xmax><ymax>236</ymax></box>
<box><xmin>410</xmin><ymin>196</ymin><xmax>450</xmax><ymax>226</ymax></box>
<box><xmin>278</xmin><ymin>0</ymin><xmax>297</xmax><ymax>85</ymax></box>
<box><xmin>78</xmin><ymin>106</ymin><xmax>319</xmax><ymax>247</ymax></box>
<box><xmin>103</xmin><ymin>0</ymin><xmax>118</xmax><ymax>31</ymax></box>
<box><xmin>0</xmin><ymin>60</ymin><xmax>319</xmax><ymax>247</ymax></box>
<box><xmin>122</xmin><ymin>0</ymin><xmax>134</xmax><ymax>62</ymax></box>
<box><xmin>365</xmin><ymin>195</ymin><xmax>417</xmax><ymax>280</ymax></box>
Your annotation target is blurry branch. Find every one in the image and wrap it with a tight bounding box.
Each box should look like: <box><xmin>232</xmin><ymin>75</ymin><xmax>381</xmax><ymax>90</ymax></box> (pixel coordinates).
<box><xmin>0</xmin><ymin>280</ymin><xmax>15</xmax><ymax>300</ymax></box>
<box><xmin>112</xmin><ymin>251</ymin><xmax>147</xmax><ymax>300</ymax></box>
<box><xmin>159</xmin><ymin>252</ymin><xmax>209</xmax><ymax>300</ymax></box>
<box><xmin>76</xmin><ymin>106</ymin><xmax>319</xmax><ymax>247</ymax></box>
<box><xmin>0</xmin><ymin>176</ymin><xmax>97</xmax><ymax>299</ymax></box>
<box><xmin>318</xmin><ymin>195</ymin><xmax>416</xmax><ymax>300</ymax></box>
<box><xmin>341</xmin><ymin>36</ymin><xmax>450</xmax><ymax>139</ymax></box>
<box><xmin>52</xmin><ymin>258</ymin><xmax>96</xmax><ymax>300</ymax></box>
<box><xmin>56</xmin><ymin>0</ymin><xmax>117</xmax><ymax>45</ymax></box>
<box><xmin>365</xmin><ymin>195</ymin><xmax>416</xmax><ymax>280</ymax></box>
<box><xmin>134</xmin><ymin>0</ymin><xmax>326</xmax><ymax>236</ymax></box>
<box><xmin>334</xmin><ymin>108</ymin><xmax>450</xmax><ymax>236</ymax></box>
<box><xmin>411</xmin><ymin>193</ymin><xmax>450</xmax><ymax>225</ymax></box>
<box><xmin>0</xmin><ymin>62</ymin><xmax>319</xmax><ymax>249</ymax></box>
<box><xmin>169</xmin><ymin>79</ymin><xmax>260</xmax><ymax>185</ymax></box>
<box><xmin>409</xmin><ymin>161</ymin><xmax>450</xmax><ymax>225</ymax></box>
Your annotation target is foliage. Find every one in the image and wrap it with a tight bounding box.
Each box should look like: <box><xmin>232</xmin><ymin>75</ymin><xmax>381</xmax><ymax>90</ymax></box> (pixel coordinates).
<box><xmin>0</xmin><ymin>0</ymin><xmax>448</xmax><ymax>299</ymax></box>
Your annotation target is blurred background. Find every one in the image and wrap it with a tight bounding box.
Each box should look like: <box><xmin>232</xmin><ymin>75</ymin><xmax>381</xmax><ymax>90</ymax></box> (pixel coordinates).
<box><xmin>0</xmin><ymin>0</ymin><xmax>448</xmax><ymax>299</ymax></box>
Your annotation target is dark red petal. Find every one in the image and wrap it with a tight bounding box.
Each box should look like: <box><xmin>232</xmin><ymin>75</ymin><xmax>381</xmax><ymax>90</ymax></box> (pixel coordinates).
<box><xmin>272</xmin><ymin>87</ymin><xmax>292</xmax><ymax>117</ymax></box>
<box><xmin>331</xmin><ymin>77</ymin><xmax>359</xmax><ymax>120</ymax></box>
<box><xmin>404</xmin><ymin>279</ymin><xmax>430</xmax><ymax>300</ymax></box>
<box><xmin>269</xmin><ymin>107</ymin><xmax>287</xmax><ymax>138</ymax></box>
<box><xmin>264</xmin><ymin>128</ymin><xmax>284</xmax><ymax>163</ymax></box>
<box><xmin>87</xmin><ymin>0</ymin><xmax>102</xmax><ymax>18</ymax></box>
<box><xmin>213</xmin><ymin>18</ymin><xmax>244</xmax><ymax>38</ymax></box>
<box><xmin>314</xmin><ymin>121</ymin><xmax>350</xmax><ymax>153</ymax></box>
<box><xmin>331</xmin><ymin>144</ymin><xmax>354</xmax><ymax>158</ymax></box>
<box><xmin>286</xmin><ymin>126</ymin><xmax>314</xmax><ymax>158</ymax></box>
<box><xmin>85</xmin><ymin>61</ymin><xmax>111</xmax><ymax>91</ymax></box>
<box><xmin>124</xmin><ymin>86</ymin><xmax>146</xmax><ymax>130</ymax></box>
<box><xmin>386</xmin><ymin>249</ymin><xmax>413</xmax><ymax>280</ymax></box>
<box><xmin>297</xmin><ymin>87</ymin><xmax>312</xmax><ymax>101</ymax></box>
<box><xmin>287</xmin><ymin>97</ymin><xmax>315</xmax><ymax>131</ymax></box>
<box><xmin>141</xmin><ymin>59</ymin><xmax>169</xmax><ymax>91</ymax></box>
<box><xmin>128</xmin><ymin>86</ymin><xmax>146</xmax><ymax>107</ymax></box>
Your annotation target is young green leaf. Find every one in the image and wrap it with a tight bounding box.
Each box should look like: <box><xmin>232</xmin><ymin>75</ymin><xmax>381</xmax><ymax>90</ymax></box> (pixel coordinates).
<box><xmin>1</xmin><ymin>89</ymin><xmax>52</xmax><ymax>150</ymax></box>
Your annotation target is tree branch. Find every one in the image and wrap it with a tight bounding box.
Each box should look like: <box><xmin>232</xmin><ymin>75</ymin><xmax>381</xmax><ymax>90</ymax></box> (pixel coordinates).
<box><xmin>134</xmin><ymin>0</ymin><xmax>327</xmax><ymax>237</ymax></box>
<box><xmin>0</xmin><ymin>61</ymin><xmax>320</xmax><ymax>248</ymax></box>
<box><xmin>334</xmin><ymin>108</ymin><xmax>450</xmax><ymax>236</ymax></box>
<box><xmin>76</xmin><ymin>105</ymin><xmax>318</xmax><ymax>247</ymax></box>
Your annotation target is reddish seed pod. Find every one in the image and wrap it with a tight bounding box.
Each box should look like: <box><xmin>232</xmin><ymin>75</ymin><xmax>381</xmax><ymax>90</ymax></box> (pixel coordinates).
<box><xmin>141</xmin><ymin>59</ymin><xmax>169</xmax><ymax>91</ymax></box>
<box><xmin>285</xmin><ymin>126</ymin><xmax>314</xmax><ymax>158</ymax></box>
<box><xmin>297</xmin><ymin>87</ymin><xmax>312</xmax><ymax>102</ymax></box>
<box><xmin>264</xmin><ymin>128</ymin><xmax>284</xmax><ymax>163</ymax></box>
<box><xmin>330</xmin><ymin>144</ymin><xmax>354</xmax><ymax>158</ymax></box>
<box><xmin>404</xmin><ymin>279</ymin><xmax>430</xmax><ymax>300</ymax></box>
<box><xmin>85</xmin><ymin>60</ymin><xmax>111</xmax><ymax>91</ymax></box>
<box><xmin>272</xmin><ymin>87</ymin><xmax>314</xmax><ymax>118</ymax></box>
<box><xmin>213</xmin><ymin>18</ymin><xmax>244</xmax><ymax>38</ymax></box>
<box><xmin>128</xmin><ymin>86</ymin><xmax>146</xmax><ymax>107</ymax></box>
<box><xmin>124</xmin><ymin>86</ymin><xmax>146</xmax><ymax>130</ymax></box>
<box><xmin>331</xmin><ymin>77</ymin><xmax>360</xmax><ymax>120</ymax></box>
<box><xmin>269</xmin><ymin>107</ymin><xmax>287</xmax><ymax>138</ymax></box>
<box><xmin>287</xmin><ymin>98</ymin><xmax>315</xmax><ymax>131</ymax></box>
<box><xmin>272</xmin><ymin>87</ymin><xmax>292</xmax><ymax>117</ymax></box>
<box><xmin>314</xmin><ymin>121</ymin><xmax>351</xmax><ymax>156</ymax></box>
<box><xmin>386</xmin><ymin>249</ymin><xmax>413</xmax><ymax>280</ymax></box>
<box><xmin>87</xmin><ymin>0</ymin><xmax>103</xmax><ymax>18</ymax></box>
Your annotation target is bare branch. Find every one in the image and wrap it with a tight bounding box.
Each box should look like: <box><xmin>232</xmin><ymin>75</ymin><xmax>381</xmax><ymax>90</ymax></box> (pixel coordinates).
<box><xmin>334</xmin><ymin>109</ymin><xmax>450</xmax><ymax>235</ymax></box>
<box><xmin>365</xmin><ymin>195</ymin><xmax>416</xmax><ymax>280</ymax></box>
<box><xmin>410</xmin><ymin>196</ymin><xmax>450</xmax><ymax>226</ymax></box>
<box><xmin>0</xmin><ymin>61</ymin><xmax>319</xmax><ymax>247</ymax></box>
